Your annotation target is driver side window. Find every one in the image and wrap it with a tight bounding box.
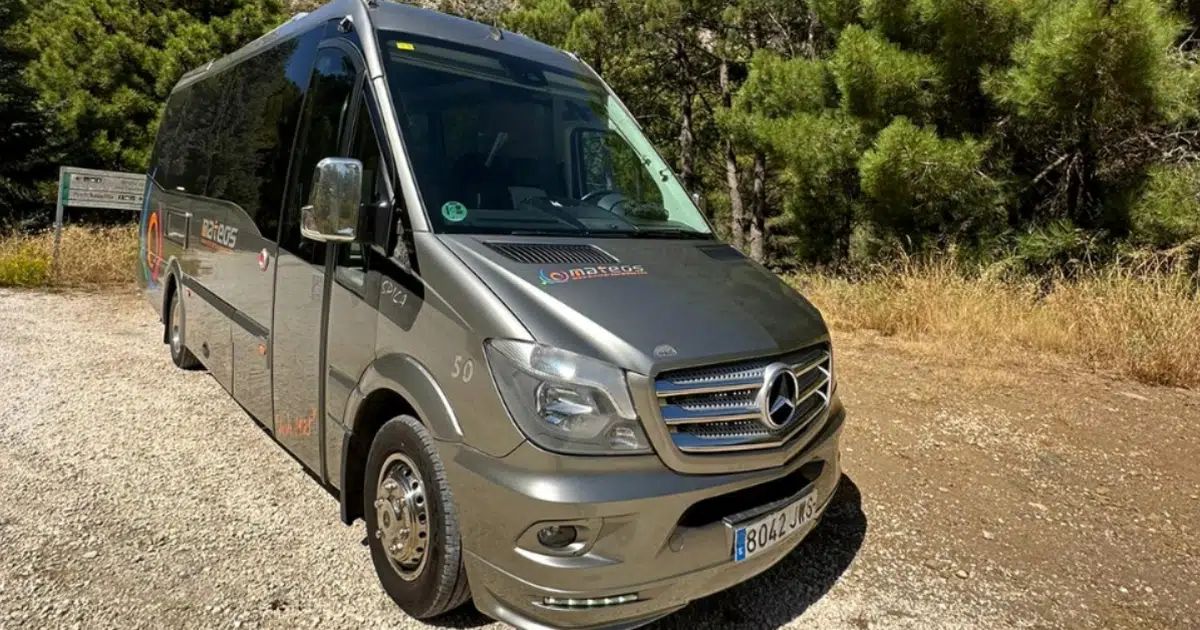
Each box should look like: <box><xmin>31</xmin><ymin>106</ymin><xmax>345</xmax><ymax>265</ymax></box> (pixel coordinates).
<box><xmin>282</xmin><ymin>46</ymin><xmax>357</xmax><ymax>265</ymax></box>
<box><xmin>335</xmin><ymin>95</ymin><xmax>389</xmax><ymax>292</ymax></box>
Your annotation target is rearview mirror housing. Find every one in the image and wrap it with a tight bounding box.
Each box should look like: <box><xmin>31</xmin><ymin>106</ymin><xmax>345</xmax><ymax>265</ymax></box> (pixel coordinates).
<box><xmin>301</xmin><ymin>157</ymin><xmax>363</xmax><ymax>243</ymax></box>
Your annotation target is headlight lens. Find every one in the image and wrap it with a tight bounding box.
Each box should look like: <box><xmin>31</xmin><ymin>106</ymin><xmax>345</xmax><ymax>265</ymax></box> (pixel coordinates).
<box><xmin>485</xmin><ymin>339</ymin><xmax>651</xmax><ymax>455</ymax></box>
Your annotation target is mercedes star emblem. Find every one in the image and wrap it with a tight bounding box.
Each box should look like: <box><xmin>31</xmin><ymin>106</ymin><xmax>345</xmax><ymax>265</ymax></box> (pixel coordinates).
<box><xmin>757</xmin><ymin>362</ymin><xmax>800</xmax><ymax>430</ymax></box>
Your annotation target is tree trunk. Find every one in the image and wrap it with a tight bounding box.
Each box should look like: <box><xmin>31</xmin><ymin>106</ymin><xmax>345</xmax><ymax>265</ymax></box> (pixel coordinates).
<box><xmin>720</xmin><ymin>60</ymin><xmax>747</xmax><ymax>250</ymax></box>
<box><xmin>805</xmin><ymin>7</ymin><xmax>819</xmax><ymax>58</ymax></box>
<box><xmin>678</xmin><ymin>91</ymin><xmax>695</xmax><ymax>193</ymax></box>
<box><xmin>745</xmin><ymin>29</ymin><xmax>767</xmax><ymax>262</ymax></box>
<box><xmin>749</xmin><ymin>151</ymin><xmax>767</xmax><ymax>263</ymax></box>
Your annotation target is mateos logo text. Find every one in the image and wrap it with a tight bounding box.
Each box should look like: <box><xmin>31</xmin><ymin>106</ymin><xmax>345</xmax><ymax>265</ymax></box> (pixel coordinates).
<box><xmin>201</xmin><ymin>219</ymin><xmax>239</xmax><ymax>249</ymax></box>
<box><xmin>539</xmin><ymin>265</ymin><xmax>647</xmax><ymax>285</ymax></box>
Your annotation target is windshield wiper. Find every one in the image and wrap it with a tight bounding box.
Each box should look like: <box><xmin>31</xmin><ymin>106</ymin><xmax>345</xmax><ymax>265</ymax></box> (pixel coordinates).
<box><xmin>507</xmin><ymin>229</ymin><xmax>594</xmax><ymax>237</ymax></box>
<box><xmin>632</xmin><ymin>227</ymin><xmax>714</xmax><ymax>240</ymax></box>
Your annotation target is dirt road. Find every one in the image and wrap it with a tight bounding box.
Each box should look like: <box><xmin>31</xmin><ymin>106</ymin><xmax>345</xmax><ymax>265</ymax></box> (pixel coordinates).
<box><xmin>1</xmin><ymin>290</ymin><xmax>1197</xmax><ymax>629</ymax></box>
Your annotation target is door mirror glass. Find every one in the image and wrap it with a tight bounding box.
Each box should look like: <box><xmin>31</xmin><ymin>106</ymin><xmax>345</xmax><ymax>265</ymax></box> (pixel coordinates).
<box><xmin>301</xmin><ymin>157</ymin><xmax>363</xmax><ymax>243</ymax></box>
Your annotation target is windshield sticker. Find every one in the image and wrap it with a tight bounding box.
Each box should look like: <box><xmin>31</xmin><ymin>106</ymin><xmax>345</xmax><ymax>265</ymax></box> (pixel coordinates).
<box><xmin>441</xmin><ymin>201</ymin><xmax>468</xmax><ymax>223</ymax></box>
<box><xmin>394</xmin><ymin>42</ymin><xmax>415</xmax><ymax>51</ymax></box>
<box><xmin>539</xmin><ymin>265</ymin><xmax>647</xmax><ymax>286</ymax></box>
<box><xmin>654</xmin><ymin>344</ymin><xmax>678</xmax><ymax>358</ymax></box>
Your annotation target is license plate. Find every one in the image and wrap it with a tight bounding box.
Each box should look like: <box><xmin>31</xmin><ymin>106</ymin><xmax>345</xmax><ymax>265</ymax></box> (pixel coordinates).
<box><xmin>733</xmin><ymin>492</ymin><xmax>818</xmax><ymax>562</ymax></box>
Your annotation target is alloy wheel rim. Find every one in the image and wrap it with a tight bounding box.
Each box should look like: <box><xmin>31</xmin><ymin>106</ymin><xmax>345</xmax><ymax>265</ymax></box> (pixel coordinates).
<box><xmin>374</xmin><ymin>453</ymin><xmax>430</xmax><ymax>581</ymax></box>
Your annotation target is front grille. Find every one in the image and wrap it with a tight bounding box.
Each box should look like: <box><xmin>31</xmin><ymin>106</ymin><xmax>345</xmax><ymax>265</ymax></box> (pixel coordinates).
<box><xmin>483</xmin><ymin>242</ymin><xmax>618</xmax><ymax>265</ymax></box>
<box><xmin>654</xmin><ymin>344</ymin><xmax>832</xmax><ymax>454</ymax></box>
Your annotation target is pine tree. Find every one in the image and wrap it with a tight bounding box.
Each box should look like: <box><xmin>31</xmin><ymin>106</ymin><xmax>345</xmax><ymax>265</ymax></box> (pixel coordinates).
<box><xmin>0</xmin><ymin>0</ymin><xmax>57</xmax><ymax>225</ymax></box>
<box><xmin>21</xmin><ymin>0</ymin><xmax>288</xmax><ymax>173</ymax></box>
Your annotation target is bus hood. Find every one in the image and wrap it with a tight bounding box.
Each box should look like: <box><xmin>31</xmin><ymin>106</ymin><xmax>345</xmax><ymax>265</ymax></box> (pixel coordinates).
<box><xmin>439</xmin><ymin>235</ymin><xmax>829</xmax><ymax>376</ymax></box>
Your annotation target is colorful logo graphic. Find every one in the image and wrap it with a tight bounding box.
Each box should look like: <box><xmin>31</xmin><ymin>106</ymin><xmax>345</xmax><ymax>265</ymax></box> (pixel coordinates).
<box><xmin>138</xmin><ymin>172</ymin><xmax>162</xmax><ymax>290</ymax></box>
<box><xmin>142</xmin><ymin>204</ymin><xmax>164</xmax><ymax>288</ymax></box>
<box><xmin>538</xmin><ymin>265</ymin><xmax>647</xmax><ymax>286</ymax></box>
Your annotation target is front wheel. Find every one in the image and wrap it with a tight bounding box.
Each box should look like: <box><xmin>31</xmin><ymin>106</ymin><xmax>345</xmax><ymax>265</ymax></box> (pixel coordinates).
<box><xmin>364</xmin><ymin>415</ymin><xmax>470</xmax><ymax>619</ymax></box>
<box><xmin>167</xmin><ymin>289</ymin><xmax>200</xmax><ymax>370</ymax></box>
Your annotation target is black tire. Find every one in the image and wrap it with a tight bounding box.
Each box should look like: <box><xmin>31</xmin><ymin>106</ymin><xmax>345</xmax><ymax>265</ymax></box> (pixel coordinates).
<box><xmin>167</xmin><ymin>288</ymin><xmax>201</xmax><ymax>370</ymax></box>
<box><xmin>364</xmin><ymin>415</ymin><xmax>470</xmax><ymax>619</ymax></box>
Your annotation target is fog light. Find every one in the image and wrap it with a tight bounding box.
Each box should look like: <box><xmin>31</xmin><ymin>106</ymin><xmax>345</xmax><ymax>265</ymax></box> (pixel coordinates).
<box><xmin>543</xmin><ymin>593</ymin><xmax>639</xmax><ymax>608</ymax></box>
<box><xmin>536</xmin><ymin>525</ymin><xmax>577</xmax><ymax>549</ymax></box>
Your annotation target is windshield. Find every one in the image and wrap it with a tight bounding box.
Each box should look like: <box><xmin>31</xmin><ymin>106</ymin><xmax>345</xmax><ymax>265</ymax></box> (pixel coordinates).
<box><xmin>381</xmin><ymin>32</ymin><xmax>712</xmax><ymax>237</ymax></box>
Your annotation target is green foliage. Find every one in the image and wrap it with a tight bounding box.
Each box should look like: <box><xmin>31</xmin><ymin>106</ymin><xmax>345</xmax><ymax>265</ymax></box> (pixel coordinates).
<box><xmin>811</xmin><ymin>0</ymin><xmax>861</xmax><ymax>33</ymax></box>
<box><xmin>858</xmin><ymin>117</ymin><xmax>1005</xmax><ymax>248</ymax></box>
<box><xmin>912</xmin><ymin>0</ymin><xmax>1023</xmax><ymax>70</ymax></box>
<box><xmin>987</xmin><ymin>0</ymin><xmax>1181</xmax><ymax>133</ymax></box>
<box><xmin>503</xmin><ymin>0</ymin><xmax>578</xmax><ymax>48</ymax></box>
<box><xmin>860</xmin><ymin>0</ymin><xmax>919</xmax><ymax>44</ymax></box>
<box><xmin>985</xmin><ymin>0</ymin><xmax>1189</xmax><ymax>227</ymax></box>
<box><xmin>758</xmin><ymin>112</ymin><xmax>866</xmax><ymax>262</ymax></box>
<box><xmin>830</xmin><ymin>25</ymin><xmax>943</xmax><ymax>130</ymax></box>
<box><xmin>734</xmin><ymin>51</ymin><xmax>834</xmax><ymax>118</ymax></box>
<box><xmin>912</xmin><ymin>0</ymin><xmax>1024</xmax><ymax>133</ymax></box>
<box><xmin>21</xmin><ymin>0</ymin><xmax>287</xmax><ymax>173</ymax></box>
<box><xmin>0</xmin><ymin>241</ymin><xmax>49</xmax><ymax>287</ymax></box>
<box><xmin>1</xmin><ymin>0</ymin><xmax>1198</xmax><ymax>272</ymax></box>
<box><xmin>0</xmin><ymin>0</ymin><xmax>57</xmax><ymax>223</ymax></box>
<box><xmin>1130</xmin><ymin>163</ymin><xmax>1200</xmax><ymax>249</ymax></box>
<box><xmin>1013</xmin><ymin>219</ymin><xmax>1105</xmax><ymax>272</ymax></box>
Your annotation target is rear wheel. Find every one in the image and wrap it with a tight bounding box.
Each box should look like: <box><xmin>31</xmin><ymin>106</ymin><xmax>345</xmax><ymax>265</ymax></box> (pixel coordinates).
<box><xmin>364</xmin><ymin>415</ymin><xmax>470</xmax><ymax>619</ymax></box>
<box><xmin>168</xmin><ymin>289</ymin><xmax>200</xmax><ymax>370</ymax></box>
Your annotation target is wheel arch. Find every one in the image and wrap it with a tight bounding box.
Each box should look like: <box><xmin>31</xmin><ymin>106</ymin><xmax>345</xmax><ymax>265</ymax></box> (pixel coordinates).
<box><xmin>160</xmin><ymin>258</ymin><xmax>184</xmax><ymax>343</ymax></box>
<box><xmin>339</xmin><ymin>353</ymin><xmax>463</xmax><ymax>525</ymax></box>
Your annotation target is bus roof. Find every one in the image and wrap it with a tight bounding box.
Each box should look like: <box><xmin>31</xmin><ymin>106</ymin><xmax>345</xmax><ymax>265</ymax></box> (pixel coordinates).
<box><xmin>175</xmin><ymin>0</ymin><xmax>580</xmax><ymax>93</ymax></box>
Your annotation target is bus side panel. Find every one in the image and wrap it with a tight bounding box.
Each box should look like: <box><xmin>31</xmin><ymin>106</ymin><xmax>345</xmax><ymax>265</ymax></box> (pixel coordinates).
<box><xmin>232</xmin><ymin>326</ymin><xmax>272</xmax><ymax>422</ymax></box>
<box><xmin>153</xmin><ymin>27</ymin><xmax>322</xmax><ymax>426</ymax></box>
<box><xmin>182</xmin><ymin>278</ymin><xmax>234</xmax><ymax>390</ymax></box>
<box><xmin>228</xmin><ymin>29</ymin><xmax>322</xmax><ymax>431</ymax></box>
<box><xmin>137</xmin><ymin>182</ymin><xmax>166</xmax><ymax>318</ymax></box>
<box><xmin>141</xmin><ymin>87</ymin><xmax>196</xmax><ymax>318</ymax></box>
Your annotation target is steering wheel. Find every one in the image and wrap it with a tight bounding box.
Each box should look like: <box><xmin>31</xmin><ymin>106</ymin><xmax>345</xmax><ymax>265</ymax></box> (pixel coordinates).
<box><xmin>580</xmin><ymin>189</ymin><xmax>618</xmax><ymax>204</ymax></box>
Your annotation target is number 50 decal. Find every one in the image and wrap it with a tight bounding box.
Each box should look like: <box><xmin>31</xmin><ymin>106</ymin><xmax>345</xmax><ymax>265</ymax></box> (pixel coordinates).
<box><xmin>452</xmin><ymin>356</ymin><xmax>474</xmax><ymax>383</ymax></box>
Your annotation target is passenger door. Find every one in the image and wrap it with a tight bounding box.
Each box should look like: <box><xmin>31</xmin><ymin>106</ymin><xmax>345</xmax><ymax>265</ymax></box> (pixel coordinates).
<box><xmin>272</xmin><ymin>41</ymin><xmax>362</xmax><ymax>473</ymax></box>
<box><xmin>323</xmin><ymin>90</ymin><xmax>393</xmax><ymax>485</ymax></box>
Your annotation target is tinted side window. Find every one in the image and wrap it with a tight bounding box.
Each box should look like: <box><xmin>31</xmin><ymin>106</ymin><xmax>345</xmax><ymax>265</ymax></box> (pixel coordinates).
<box><xmin>149</xmin><ymin>90</ymin><xmax>193</xmax><ymax>191</ymax></box>
<box><xmin>174</xmin><ymin>75</ymin><xmax>223</xmax><ymax>197</ymax></box>
<box><xmin>203</xmin><ymin>35</ymin><xmax>318</xmax><ymax>241</ymax></box>
<box><xmin>350</xmin><ymin>97</ymin><xmax>389</xmax><ymax>243</ymax></box>
<box><xmin>336</xmin><ymin>96</ymin><xmax>390</xmax><ymax>290</ymax></box>
<box><xmin>280</xmin><ymin>47</ymin><xmax>358</xmax><ymax>265</ymax></box>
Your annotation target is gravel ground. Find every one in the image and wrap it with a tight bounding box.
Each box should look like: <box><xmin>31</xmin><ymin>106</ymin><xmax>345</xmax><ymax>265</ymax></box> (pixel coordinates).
<box><xmin>1</xmin><ymin>289</ymin><xmax>1196</xmax><ymax>630</ymax></box>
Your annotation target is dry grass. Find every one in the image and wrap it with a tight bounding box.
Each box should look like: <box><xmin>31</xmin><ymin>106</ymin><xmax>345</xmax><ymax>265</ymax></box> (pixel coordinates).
<box><xmin>4</xmin><ymin>225</ymin><xmax>1196</xmax><ymax>388</ymax></box>
<box><xmin>792</xmin><ymin>258</ymin><xmax>1200</xmax><ymax>389</ymax></box>
<box><xmin>0</xmin><ymin>224</ymin><xmax>137</xmax><ymax>288</ymax></box>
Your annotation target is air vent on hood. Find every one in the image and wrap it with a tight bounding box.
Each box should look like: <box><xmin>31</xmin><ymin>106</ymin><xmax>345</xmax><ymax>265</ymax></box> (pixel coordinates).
<box><xmin>484</xmin><ymin>242</ymin><xmax>618</xmax><ymax>265</ymax></box>
<box><xmin>697</xmin><ymin>244</ymin><xmax>744</xmax><ymax>261</ymax></box>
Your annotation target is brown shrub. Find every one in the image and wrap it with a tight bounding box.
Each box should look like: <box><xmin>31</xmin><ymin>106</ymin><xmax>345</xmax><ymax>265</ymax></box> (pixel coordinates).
<box><xmin>0</xmin><ymin>225</ymin><xmax>137</xmax><ymax>288</ymax></box>
<box><xmin>792</xmin><ymin>257</ymin><xmax>1200</xmax><ymax>389</ymax></box>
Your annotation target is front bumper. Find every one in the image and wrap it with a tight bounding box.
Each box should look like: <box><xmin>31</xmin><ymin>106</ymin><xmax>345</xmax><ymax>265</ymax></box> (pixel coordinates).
<box><xmin>439</xmin><ymin>406</ymin><xmax>845</xmax><ymax>630</ymax></box>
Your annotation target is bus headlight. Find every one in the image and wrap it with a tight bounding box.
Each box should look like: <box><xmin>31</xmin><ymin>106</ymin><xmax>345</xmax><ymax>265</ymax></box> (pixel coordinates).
<box><xmin>485</xmin><ymin>339</ymin><xmax>650</xmax><ymax>455</ymax></box>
